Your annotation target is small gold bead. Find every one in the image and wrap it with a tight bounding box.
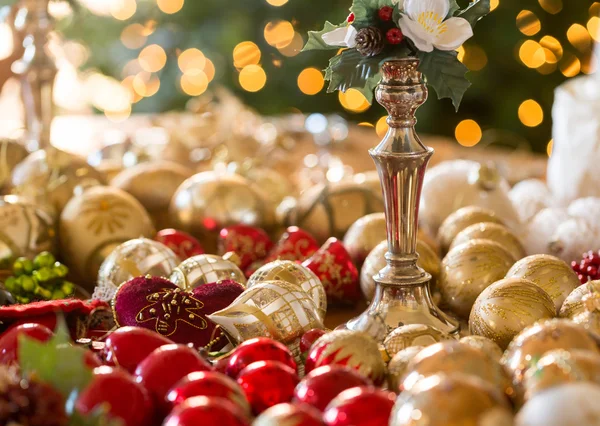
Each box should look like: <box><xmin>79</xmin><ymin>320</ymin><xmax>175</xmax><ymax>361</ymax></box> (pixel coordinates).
<box><xmin>189</xmin><ymin>314</ymin><xmax>195</xmax><ymax>319</ymax></box>
<box><xmin>149</xmin><ymin>308</ymin><xmax>156</xmax><ymax>315</ymax></box>
<box><xmin>164</xmin><ymin>314</ymin><xmax>171</xmax><ymax>320</ymax></box>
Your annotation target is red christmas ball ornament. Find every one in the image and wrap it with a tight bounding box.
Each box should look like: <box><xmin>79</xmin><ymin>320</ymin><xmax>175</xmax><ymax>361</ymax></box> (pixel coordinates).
<box><xmin>214</xmin><ymin>354</ymin><xmax>231</xmax><ymax>374</ymax></box>
<box><xmin>302</xmin><ymin>238</ymin><xmax>360</xmax><ymax>304</ymax></box>
<box><xmin>83</xmin><ymin>350</ymin><xmax>103</xmax><ymax>369</ymax></box>
<box><xmin>386</xmin><ymin>28</ymin><xmax>404</xmax><ymax>45</ymax></box>
<box><xmin>0</xmin><ymin>323</ymin><xmax>53</xmax><ymax>364</ymax></box>
<box><xmin>218</xmin><ymin>225</ymin><xmax>273</xmax><ymax>271</ymax></box>
<box><xmin>163</xmin><ymin>396</ymin><xmax>250</xmax><ymax>426</ymax></box>
<box><xmin>237</xmin><ymin>360</ymin><xmax>299</xmax><ymax>415</ymax></box>
<box><xmin>378</xmin><ymin>6</ymin><xmax>394</xmax><ymax>21</ymax></box>
<box><xmin>76</xmin><ymin>366</ymin><xmax>154</xmax><ymax>426</ymax></box>
<box><xmin>102</xmin><ymin>326</ymin><xmax>175</xmax><ymax>374</ymax></box>
<box><xmin>347</xmin><ymin>12</ymin><xmax>355</xmax><ymax>23</ymax></box>
<box><xmin>323</xmin><ymin>387</ymin><xmax>396</xmax><ymax>426</ymax></box>
<box><xmin>572</xmin><ymin>251</ymin><xmax>600</xmax><ymax>284</ymax></box>
<box><xmin>155</xmin><ymin>228</ymin><xmax>205</xmax><ymax>260</ymax></box>
<box><xmin>294</xmin><ymin>365</ymin><xmax>372</xmax><ymax>412</ymax></box>
<box><xmin>226</xmin><ymin>337</ymin><xmax>297</xmax><ymax>378</ymax></box>
<box><xmin>300</xmin><ymin>329</ymin><xmax>328</xmax><ymax>354</ymax></box>
<box><xmin>254</xmin><ymin>403</ymin><xmax>325</xmax><ymax>426</ymax></box>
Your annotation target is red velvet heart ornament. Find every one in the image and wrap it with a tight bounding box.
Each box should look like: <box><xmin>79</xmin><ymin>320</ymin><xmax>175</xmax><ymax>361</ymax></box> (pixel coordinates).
<box><xmin>112</xmin><ymin>276</ymin><xmax>244</xmax><ymax>350</ymax></box>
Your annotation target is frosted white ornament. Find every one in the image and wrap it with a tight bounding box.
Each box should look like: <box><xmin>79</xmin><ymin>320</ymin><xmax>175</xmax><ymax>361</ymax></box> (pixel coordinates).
<box><xmin>567</xmin><ymin>197</ymin><xmax>600</xmax><ymax>224</ymax></box>
<box><xmin>549</xmin><ymin>217</ymin><xmax>600</xmax><ymax>262</ymax></box>
<box><xmin>523</xmin><ymin>207</ymin><xmax>570</xmax><ymax>256</ymax></box>
<box><xmin>509</xmin><ymin>179</ymin><xmax>552</xmax><ymax>223</ymax></box>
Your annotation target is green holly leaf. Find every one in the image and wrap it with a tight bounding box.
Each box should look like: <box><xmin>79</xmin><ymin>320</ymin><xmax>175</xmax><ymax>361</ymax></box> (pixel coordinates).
<box><xmin>458</xmin><ymin>0</ymin><xmax>491</xmax><ymax>28</ymax></box>
<box><xmin>418</xmin><ymin>49</ymin><xmax>471</xmax><ymax>111</ymax></box>
<box><xmin>325</xmin><ymin>49</ymin><xmax>383</xmax><ymax>103</ymax></box>
<box><xmin>448</xmin><ymin>0</ymin><xmax>461</xmax><ymax>17</ymax></box>
<box><xmin>303</xmin><ymin>21</ymin><xmax>344</xmax><ymax>52</ymax></box>
<box><xmin>351</xmin><ymin>0</ymin><xmax>395</xmax><ymax>27</ymax></box>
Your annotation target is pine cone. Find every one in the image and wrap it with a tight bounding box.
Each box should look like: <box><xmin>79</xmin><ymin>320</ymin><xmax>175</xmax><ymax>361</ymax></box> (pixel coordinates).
<box><xmin>355</xmin><ymin>26</ymin><xmax>385</xmax><ymax>57</ymax></box>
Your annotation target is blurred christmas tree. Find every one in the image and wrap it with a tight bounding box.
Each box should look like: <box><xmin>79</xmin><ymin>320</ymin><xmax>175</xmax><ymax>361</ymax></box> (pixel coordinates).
<box><xmin>60</xmin><ymin>0</ymin><xmax>595</xmax><ymax>154</ymax></box>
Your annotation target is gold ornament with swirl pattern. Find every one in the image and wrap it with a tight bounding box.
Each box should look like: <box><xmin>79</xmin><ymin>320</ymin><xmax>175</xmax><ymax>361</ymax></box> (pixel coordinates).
<box><xmin>459</xmin><ymin>335</ymin><xmax>504</xmax><ymax>362</ymax></box>
<box><xmin>560</xmin><ymin>281</ymin><xmax>600</xmax><ymax>319</ymax></box>
<box><xmin>387</xmin><ymin>346</ymin><xmax>423</xmax><ymax>392</ymax></box>
<box><xmin>383</xmin><ymin>324</ymin><xmax>452</xmax><ymax>359</ymax></box>
<box><xmin>438</xmin><ymin>206</ymin><xmax>504</xmax><ymax>253</ymax></box>
<box><xmin>450</xmin><ymin>222</ymin><xmax>526</xmax><ymax>261</ymax></box>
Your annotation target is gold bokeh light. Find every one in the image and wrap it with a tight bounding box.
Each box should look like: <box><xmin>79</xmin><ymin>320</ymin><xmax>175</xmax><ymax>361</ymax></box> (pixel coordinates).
<box><xmin>157</xmin><ymin>0</ymin><xmax>184</xmax><ymax>14</ymax></box>
<box><xmin>588</xmin><ymin>17</ymin><xmax>600</xmax><ymax>42</ymax></box>
<box><xmin>279</xmin><ymin>32</ymin><xmax>304</xmax><ymax>57</ymax></box>
<box><xmin>538</xmin><ymin>0</ymin><xmax>562</xmax><ymax>14</ymax></box>
<box><xmin>297</xmin><ymin>68</ymin><xmax>324</xmax><ymax>95</ymax></box>
<box><xmin>490</xmin><ymin>0</ymin><xmax>499</xmax><ymax>11</ymax></box>
<box><xmin>519</xmin><ymin>40</ymin><xmax>545</xmax><ymax>68</ymax></box>
<box><xmin>516</xmin><ymin>10</ymin><xmax>541</xmax><ymax>36</ymax></box>
<box><xmin>376</xmin><ymin>116</ymin><xmax>388</xmax><ymax>138</ymax></box>
<box><xmin>239</xmin><ymin>65</ymin><xmax>267</xmax><ymax>92</ymax></box>
<box><xmin>338</xmin><ymin>89</ymin><xmax>370</xmax><ymax>113</ymax></box>
<box><xmin>567</xmin><ymin>23</ymin><xmax>592</xmax><ymax>52</ymax></box>
<box><xmin>518</xmin><ymin>100</ymin><xmax>544</xmax><ymax>127</ymax></box>
<box><xmin>559</xmin><ymin>52</ymin><xmax>581</xmax><ymax>77</ymax></box>
<box><xmin>120</xmin><ymin>24</ymin><xmax>147</xmax><ymax>49</ymax></box>
<box><xmin>178</xmin><ymin>48</ymin><xmax>206</xmax><ymax>73</ymax></box>
<box><xmin>266</xmin><ymin>0</ymin><xmax>288</xmax><ymax>5</ymax></box>
<box><xmin>110</xmin><ymin>0</ymin><xmax>136</xmax><ymax>21</ymax></box>
<box><xmin>264</xmin><ymin>20</ymin><xmax>295</xmax><ymax>48</ymax></box>
<box><xmin>233</xmin><ymin>42</ymin><xmax>261</xmax><ymax>69</ymax></box>
<box><xmin>455</xmin><ymin>119</ymin><xmax>482</xmax><ymax>147</ymax></box>
<box><xmin>181</xmin><ymin>70</ymin><xmax>209</xmax><ymax>96</ymax></box>
<box><xmin>139</xmin><ymin>44</ymin><xmax>167</xmax><ymax>73</ymax></box>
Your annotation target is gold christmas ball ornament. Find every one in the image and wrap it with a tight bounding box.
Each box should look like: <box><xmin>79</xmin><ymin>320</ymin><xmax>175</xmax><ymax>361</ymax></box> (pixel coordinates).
<box><xmin>438</xmin><ymin>205</ymin><xmax>504</xmax><ymax>254</ymax></box>
<box><xmin>94</xmin><ymin>238</ymin><xmax>180</xmax><ymax>302</ymax></box>
<box><xmin>343</xmin><ymin>212</ymin><xmax>386</xmax><ymax>266</ymax></box>
<box><xmin>383</xmin><ymin>324</ymin><xmax>452</xmax><ymax>359</ymax></box>
<box><xmin>459</xmin><ymin>335</ymin><xmax>504</xmax><ymax>363</ymax></box>
<box><xmin>59</xmin><ymin>186</ymin><xmax>155</xmax><ymax>290</ymax></box>
<box><xmin>450</xmin><ymin>222</ymin><xmax>526</xmax><ymax>261</ymax></box>
<box><xmin>247</xmin><ymin>260</ymin><xmax>326</xmax><ymax>321</ymax></box>
<box><xmin>110</xmin><ymin>161</ymin><xmax>193</xmax><ymax>229</ymax></box>
<box><xmin>240</xmin><ymin>166</ymin><xmax>293</xmax><ymax>206</ymax></box>
<box><xmin>560</xmin><ymin>281</ymin><xmax>600</xmax><ymax>319</ymax></box>
<box><xmin>169</xmin><ymin>172</ymin><xmax>275</xmax><ymax>252</ymax></box>
<box><xmin>469</xmin><ymin>278</ymin><xmax>555</xmax><ymax>350</ymax></box>
<box><xmin>506</xmin><ymin>254</ymin><xmax>580</xmax><ymax>313</ymax></box>
<box><xmin>439</xmin><ymin>240</ymin><xmax>515</xmax><ymax>319</ymax></box>
<box><xmin>572</xmin><ymin>293</ymin><xmax>600</xmax><ymax>337</ymax></box>
<box><xmin>390</xmin><ymin>373</ymin><xmax>513</xmax><ymax>426</ymax></box>
<box><xmin>387</xmin><ymin>346</ymin><xmax>424</xmax><ymax>392</ymax></box>
<box><xmin>402</xmin><ymin>340</ymin><xmax>513</xmax><ymax>398</ymax></box>
<box><xmin>501</xmin><ymin>319</ymin><xmax>600</xmax><ymax>386</ymax></box>
<box><xmin>0</xmin><ymin>139</ymin><xmax>28</xmax><ymax>191</ymax></box>
<box><xmin>169</xmin><ymin>254</ymin><xmax>247</xmax><ymax>291</ymax></box>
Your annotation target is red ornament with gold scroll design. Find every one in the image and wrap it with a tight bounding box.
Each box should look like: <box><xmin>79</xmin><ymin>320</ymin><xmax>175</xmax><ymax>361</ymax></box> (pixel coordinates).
<box><xmin>218</xmin><ymin>225</ymin><xmax>273</xmax><ymax>271</ymax></box>
<box><xmin>155</xmin><ymin>228</ymin><xmax>205</xmax><ymax>260</ymax></box>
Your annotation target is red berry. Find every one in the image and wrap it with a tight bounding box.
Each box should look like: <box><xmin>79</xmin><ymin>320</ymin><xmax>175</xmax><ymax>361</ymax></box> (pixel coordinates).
<box><xmin>378</xmin><ymin>6</ymin><xmax>393</xmax><ymax>21</ymax></box>
<box><xmin>226</xmin><ymin>337</ymin><xmax>296</xmax><ymax>378</ymax></box>
<box><xmin>572</xmin><ymin>261</ymin><xmax>580</xmax><ymax>272</ymax></box>
<box><xmin>237</xmin><ymin>360</ymin><xmax>299</xmax><ymax>415</ymax></box>
<box><xmin>347</xmin><ymin>12</ymin><xmax>355</xmax><ymax>23</ymax></box>
<box><xmin>386</xmin><ymin>28</ymin><xmax>404</xmax><ymax>45</ymax></box>
<box><xmin>580</xmin><ymin>274</ymin><xmax>589</xmax><ymax>284</ymax></box>
<box><xmin>255</xmin><ymin>403</ymin><xmax>325</xmax><ymax>425</ymax></box>
<box><xmin>163</xmin><ymin>396</ymin><xmax>250</xmax><ymax>426</ymax></box>
<box><xmin>323</xmin><ymin>387</ymin><xmax>396</xmax><ymax>426</ymax></box>
<box><xmin>0</xmin><ymin>323</ymin><xmax>53</xmax><ymax>365</ymax></box>
<box><xmin>76</xmin><ymin>366</ymin><xmax>154</xmax><ymax>426</ymax></box>
<box><xmin>103</xmin><ymin>326</ymin><xmax>174</xmax><ymax>374</ymax></box>
<box><xmin>587</xmin><ymin>266</ymin><xmax>598</xmax><ymax>277</ymax></box>
<box><xmin>294</xmin><ymin>366</ymin><xmax>372</xmax><ymax>412</ymax></box>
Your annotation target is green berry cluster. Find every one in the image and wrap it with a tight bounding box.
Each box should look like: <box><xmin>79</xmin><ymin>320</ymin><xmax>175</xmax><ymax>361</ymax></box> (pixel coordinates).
<box><xmin>3</xmin><ymin>252</ymin><xmax>75</xmax><ymax>304</ymax></box>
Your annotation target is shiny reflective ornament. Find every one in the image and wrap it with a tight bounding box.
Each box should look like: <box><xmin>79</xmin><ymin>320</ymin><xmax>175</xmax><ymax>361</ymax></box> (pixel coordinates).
<box><xmin>218</xmin><ymin>225</ymin><xmax>272</xmax><ymax>272</ymax></box>
<box><xmin>342</xmin><ymin>213</ymin><xmax>386</xmax><ymax>266</ymax></box>
<box><xmin>390</xmin><ymin>373</ymin><xmax>513</xmax><ymax>426</ymax></box>
<box><xmin>560</xmin><ymin>281</ymin><xmax>600</xmax><ymax>319</ymax></box>
<box><xmin>450</xmin><ymin>222</ymin><xmax>526</xmax><ymax>261</ymax></box>
<box><xmin>247</xmin><ymin>260</ymin><xmax>326</xmax><ymax>321</ymax></box>
<box><xmin>469</xmin><ymin>278</ymin><xmax>555</xmax><ymax>350</ymax></box>
<box><xmin>254</xmin><ymin>402</ymin><xmax>324</xmax><ymax>426</ymax></box>
<box><xmin>155</xmin><ymin>228</ymin><xmax>205</xmax><ymax>260</ymax></box>
<box><xmin>438</xmin><ymin>206</ymin><xmax>505</xmax><ymax>254</ymax></box>
<box><xmin>440</xmin><ymin>240</ymin><xmax>516</xmax><ymax>319</ymax></box>
<box><xmin>572</xmin><ymin>293</ymin><xmax>600</xmax><ymax>337</ymax></box>
<box><xmin>240</xmin><ymin>166</ymin><xmax>292</xmax><ymax>206</ymax></box>
<box><xmin>387</xmin><ymin>346</ymin><xmax>424</xmax><ymax>393</ymax></box>
<box><xmin>323</xmin><ymin>387</ymin><xmax>396</xmax><ymax>426</ymax></box>
<box><xmin>0</xmin><ymin>139</ymin><xmax>28</xmax><ymax>192</ymax></box>
<box><xmin>501</xmin><ymin>319</ymin><xmax>599</xmax><ymax>386</ymax></box>
<box><xmin>506</xmin><ymin>254</ymin><xmax>579</xmax><ymax>313</ymax></box>
<box><xmin>169</xmin><ymin>254</ymin><xmax>247</xmax><ymax>291</ymax></box>
<box><xmin>94</xmin><ymin>238</ymin><xmax>180</xmax><ymax>302</ymax></box>
<box><xmin>110</xmin><ymin>161</ymin><xmax>193</xmax><ymax>229</ymax></box>
<box><xmin>383</xmin><ymin>324</ymin><xmax>451</xmax><ymax>359</ymax></box>
<box><xmin>459</xmin><ymin>335</ymin><xmax>504</xmax><ymax>363</ymax></box>
<box><xmin>59</xmin><ymin>186</ymin><xmax>155</xmax><ymax>289</ymax></box>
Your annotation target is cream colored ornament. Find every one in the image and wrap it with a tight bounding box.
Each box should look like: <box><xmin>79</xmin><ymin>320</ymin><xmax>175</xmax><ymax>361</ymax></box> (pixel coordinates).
<box><xmin>110</xmin><ymin>161</ymin><xmax>193</xmax><ymax>229</ymax></box>
<box><xmin>509</xmin><ymin>179</ymin><xmax>552</xmax><ymax>224</ymax></box>
<box><xmin>505</xmin><ymin>254</ymin><xmax>579</xmax><ymax>312</ymax></box>
<box><xmin>548</xmin><ymin>217</ymin><xmax>600</xmax><ymax>263</ymax></box>
<box><xmin>0</xmin><ymin>139</ymin><xmax>28</xmax><ymax>191</ymax></box>
<box><xmin>343</xmin><ymin>212</ymin><xmax>386</xmax><ymax>266</ymax></box>
<box><xmin>439</xmin><ymin>240</ymin><xmax>515</xmax><ymax>319</ymax></box>
<box><xmin>387</xmin><ymin>346</ymin><xmax>424</xmax><ymax>392</ymax></box>
<box><xmin>560</xmin><ymin>281</ymin><xmax>600</xmax><ymax>319</ymax></box>
<box><xmin>247</xmin><ymin>260</ymin><xmax>326</xmax><ymax>321</ymax></box>
<box><xmin>572</xmin><ymin>293</ymin><xmax>600</xmax><ymax>337</ymax></box>
<box><xmin>59</xmin><ymin>186</ymin><xmax>155</xmax><ymax>290</ymax></box>
<box><xmin>383</xmin><ymin>324</ymin><xmax>452</xmax><ymax>359</ymax></box>
<box><xmin>390</xmin><ymin>373</ymin><xmax>513</xmax><ymax>426</ymax></box>
<box><xmin>459</xmin><ymin>335</ymin><xmax>504</xmax><ymax>363</ymax></box>
<box><xmin>522</xmin><ymin>207</ymin><xmax>570</xmax><ymax>256</ymax></box>
<box><xmin>450</xmin><ymin>222</ymin><xmax>526</xmax><ymax>261</ymax></box>
<box><xmin>469</xmin><ymin>278</ymin><xmax>555</xmax><ymax>350</ymax></box>
<box><xmin>207</xmin><ymin>280</ymin><xmax>324</xmax><ymax>344</ymax></box>
<box><xmin>169</xmin><ymin>254</ymin><xmax>247</xmax><ymax>290</ymax></box>
<box><xmin>93</xmin><ymin>238</ymin><xmax>180</xmax><ymax>302</ymax></box>
<box><xmin>438</xmin><ymin>206</ymin><xmax>504</xmax><ymax>253</ymax></box>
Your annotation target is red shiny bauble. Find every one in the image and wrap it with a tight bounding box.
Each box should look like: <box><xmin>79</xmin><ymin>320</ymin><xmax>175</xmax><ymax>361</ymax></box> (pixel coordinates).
<box><xmin>83</xmin><ymin>350</ymin><xmax>103</xmax><ymax>369</ymax></box>
<box><xmin>572</xmin><ymin>251</ymin><xmax>600</xmax><ymax>283</ymax></box>
<box><xmin>323</xmin><ymin>387</ymin><xmax>396</xmax><ymax>426</ymax></box>
<box><xmin>0</xmin><ymin>323</ymin><xmax>53</xmax><ymax>364</ymax></box>
<box><xmin>254</xmin><ymin>403</ymin><xmax>325</xmax><ymax>426</ymax></box>
<box><xmin>227</xmin><ymin>337</ymin><xmax>296</xmax><ymax>379</ymax></box>
<box><xmin>155</xmin><ymin>228</ymin><xmax>205</xmax><ymax>260</ymax></box>
<box><xmin>386</xmin><ymin>28</ymin><xmax>404</xmax><ymax>45</ymax></box>
<box><xmin>134</xmin><ymin>344</ymin><xmax>212</xmax><ymax>413</ymax></box>
<box><xmin>214</xmin><ymin>354</ymin><xmax>231</xmax><ymax>374</ymax></box>
<box><xmin>378</xmin><ymin>6</ymin><xmax>393</xmax><ymax>21</ymax></box>
<box><xmin>294</xmin><ymin>366</ymin><xmax>372</xmax><ymax>412</ymax></box>
<box><xmin>76</xmin><ymin>366</ymin><xmax>153</xmax><ymax>426</ymax></box>
<box><xmin>163</xmin><ymin>396</ymin><xmax>250</xmax><ymax>426</ymax></box>
<box><xmin>218</xmin><ymin>225</ymin><xmax>273</xmax><ymax>271</ymax></box>
<box><xmin>300</xmin><ymin>329</ymin><xmax>327</xmax><ymax>354</ymax></box>
<box><xmin>302</xmin><ymin>238</ymin><xmax>360</xmax><ymax>304</ymax></box>
<box><xmin>166</xmin><ymin>371</ymin><xmax>250</xmax><ymax>414</ymax></box>
<box><xmin>237</xmin><ymin>360</ymin><xmax>299</xmax><ymax>415</ymax></box>
<box><xmin>103</xmin><ymin>326</ymin><xmax>174</xmax><ymax>374</ymax></box>
<box><xmin>347</xmin><ymin>12</ymin><xmax>355</xmax><ymax>23</ymax></box>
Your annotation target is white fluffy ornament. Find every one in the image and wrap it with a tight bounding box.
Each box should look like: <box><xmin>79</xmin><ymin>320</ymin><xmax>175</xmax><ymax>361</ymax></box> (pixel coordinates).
<box><xmin>523</xmin><ymin>208</ymin><xmax>570</xmax><ymax>256</ymax></box>
<box><xmin>548</xmin><ymin>217</ymin><xmax>600</xmax><ymax>262</ymax></box>
<box><xmin>509</xmin><ymin>179</ymin><xmax>552</xmax><ymax>223</ymax></box>
<box><xmin>567</xmin><ymin>197</ymin><xmax>600</xmax><ymax>223</ymax></box>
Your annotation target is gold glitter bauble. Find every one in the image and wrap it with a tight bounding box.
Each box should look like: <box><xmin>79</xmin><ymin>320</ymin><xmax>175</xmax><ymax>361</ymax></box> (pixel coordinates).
<box><xmin>59</xmin><ymin>186</ymin><xmax>155</xmax><ymax>289</ymax></box>
<box><xmin>402</xmin><ymin>341</ymin><xmax>513</xmax><ymax>397</ymax></box>
<box><xmin>469</xmin><ymin>278</ymin><xmax>555</xmax><ymax>350</ymax></box>
<box><xmin>361</xmin><ymin>239</ymin><xmax>441</xmax><ymax>301</ymax></box>
<box><xmin>438</xmin><ymin>206</ymin><xmax>504</xmax><ymax>254</ymax></box>
<box><xmin>0</xmin><ymin>139</ymin><xmax>28</xmax><ymax>191</ymax></box>
<box><xmin>560</xmin><ymin>281</ymin><xmax>600</xmax><ymax>319</ymax></box>
<box><xmin>572</xmin><ymin>293</ymin><xmax>600</xmax><ymax>337</ymax></box>
<box><xmin>169</xmin><ymin>172</ymin><xmax>275</xmax><ymax>253</ymax></box>
<box><xmin>501</xmin><ymin>319</ymin><xmax>600</xmax><ymax>386</ymax></box>
<box><xmin>387</xmin><ymin>346</ymin><xmax>424</xmax><ymax>393</ymax></box>
<box><xmin>459</xmin><ymin>335</ymin><xmax>504</xmax><ymax>363</ymax></box>
<box><xmin>207</xmin><ymin>280</ymin><xmax>323</xmax><ymax>344</ymax></box>
<box><xmin>522</xmin><ymin>349</ymin><xmax>600</xmax><ymax>403</ymax></box>
<box><xmin>390</xmin><ymin>373</ymin><xmax>513</xmax><ymax>426</ymax></box>
<box><xmin>343</xmin><ymin>212</ymin><xmax>386</xmax><ymax>266</ymax></box>
<box><xmin>169</xmin><ymin>254</ymin><xmax>247</xmax><ymax>291</ymax></box>
<box><xmin>440</xmin><ymin>240</ymin><xmax>515</xmax><ymax>319</ymax></box>
<box><xmin>506</xmin><ymin>254</ymin><xmax>580</xmax><ymax>313</ymax></box>
<box><xmin>450</xmin><ymin>222</ymin><xmax>526</xmax><ymax>261</ymax></box>
<box><xmin>241</xmin><ymin>166</ymin><xmax>293</xmax><ymax>206</ymax></box>
<box><xmin>383</xmin><ymin>324</ymin><xmax>452</xmax><ymax>359</ymax></box>
<box><xmin>110</xmin><ymin>161</ymin><xmax>193</xmax><ymax>229</ymax></box>
<box><xmin>247</xmin><ymin>260</ymin><xmax>326</xmax><ymax>321</ymax></box>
